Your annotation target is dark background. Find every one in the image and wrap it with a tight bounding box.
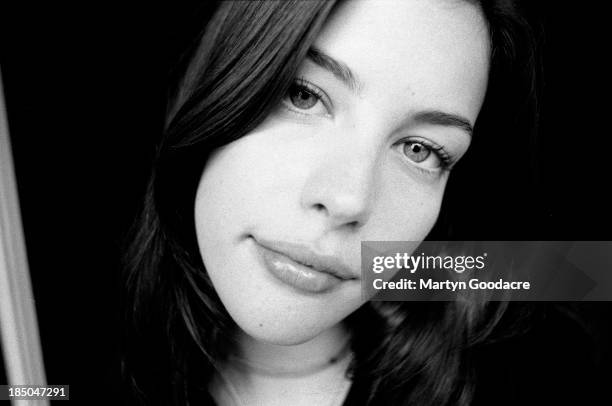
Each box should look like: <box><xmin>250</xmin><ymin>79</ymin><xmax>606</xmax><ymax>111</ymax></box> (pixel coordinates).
<box><xmin>1</xmin><ymin>1</ymin><xmax>611</xmax><ymax>405</ymax></box>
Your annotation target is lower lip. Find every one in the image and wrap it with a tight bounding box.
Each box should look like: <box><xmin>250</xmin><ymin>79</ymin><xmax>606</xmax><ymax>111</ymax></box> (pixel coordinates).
<box><xmin>254</xmin><ymin>242</ymin><xmax>343</xmax><ymax>294</ymax></box>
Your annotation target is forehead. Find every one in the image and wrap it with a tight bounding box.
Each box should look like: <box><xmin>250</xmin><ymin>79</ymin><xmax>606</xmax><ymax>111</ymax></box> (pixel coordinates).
<box><xmin>313</xmin><ymin>0</ymin><xmax>490</xmax><ymax>122</ymax></box>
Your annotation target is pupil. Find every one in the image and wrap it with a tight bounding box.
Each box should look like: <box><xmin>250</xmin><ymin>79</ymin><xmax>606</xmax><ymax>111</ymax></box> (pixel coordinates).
<box><xmin>289</xmin><ymin>85</ymin><xmax>317</xmax><ymax>109</ymax></box>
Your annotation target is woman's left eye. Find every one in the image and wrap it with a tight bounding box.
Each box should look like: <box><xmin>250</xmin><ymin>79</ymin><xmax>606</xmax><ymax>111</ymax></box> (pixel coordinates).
<box><xmin>400</xmin><ymin>140</ymin><xmax>451</xmax><ymax>170</ymax></box>
<box><xmin>282</xmin><ymin>79</ymin><xmax>330</xmax><ymax>117</ymax></box>
<box><xmin>403</xmin><ymin>141</ymin><xmax>431</xmax><ymax>163</ymax></box>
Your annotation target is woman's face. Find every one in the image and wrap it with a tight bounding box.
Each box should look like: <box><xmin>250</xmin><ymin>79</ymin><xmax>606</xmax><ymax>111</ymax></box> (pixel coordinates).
<box><xmin>195</xmin><ymin>0</ymin><xmax>489</xmax><ymax>345</ymax></box>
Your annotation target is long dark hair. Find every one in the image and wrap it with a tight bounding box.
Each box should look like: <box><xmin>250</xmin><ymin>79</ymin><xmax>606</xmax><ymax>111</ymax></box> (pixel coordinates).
<box><xmin>121</xmin><ymin>1</ymin><xmax>541</xmax><ymax>405</ymax></box>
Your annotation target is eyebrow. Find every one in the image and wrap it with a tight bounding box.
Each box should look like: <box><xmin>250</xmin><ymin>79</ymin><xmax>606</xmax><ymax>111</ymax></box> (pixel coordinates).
<box><xmin>307</xmin><ymin>47</ymin><xmax>362</xmax><ymax>93</ymax></box>
<box><xmin>413</xmin><ymin>110</ymin><xmax>474</xmax><ymax>137</ymax></box>
<box><xmin>307</xmin><ymin>47</ymin><xmax>473</xmax><ymax>137</ymax></box>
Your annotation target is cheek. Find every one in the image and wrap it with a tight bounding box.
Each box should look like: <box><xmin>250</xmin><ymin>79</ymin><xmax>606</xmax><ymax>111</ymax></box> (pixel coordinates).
<box><xmin>193</xmin><ymin>133</ymin><xmax>307</xmax><ymax>288</ymax></box>
<box><xmin>369</xmin><ymin>168</ymin><xmax>446</xmax><ymax>241</ymax></box>
<box><xmin>193</xmin><ymin>143</ymin><xmax>252</xmax><ymax>281</ymax></box>
<box><xmin>194</xmin><ymin>135</ymin><xmax>283</xmax><ymax>231</ymax></box>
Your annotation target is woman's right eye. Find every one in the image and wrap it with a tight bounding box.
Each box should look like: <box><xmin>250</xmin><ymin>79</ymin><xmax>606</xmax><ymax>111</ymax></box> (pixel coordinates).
<box><xmin>288</xmin><ymin>84</ymin><xmax>318</xmax><ymax>109</ymax></box>
<box><xmin>281</xmin><ymin>79</ymin><xmax>331</xmax><ymax>118</ymax></box>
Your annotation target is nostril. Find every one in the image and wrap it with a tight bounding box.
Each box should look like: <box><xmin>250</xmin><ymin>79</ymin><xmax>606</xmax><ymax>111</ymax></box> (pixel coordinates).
<box><xmin>313</xmin><ymin>203</ymin><xmax>326</xmax><ymax>212</ymax></box>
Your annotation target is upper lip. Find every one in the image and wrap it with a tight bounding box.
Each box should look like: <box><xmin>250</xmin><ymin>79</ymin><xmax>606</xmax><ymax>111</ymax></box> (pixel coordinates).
<box><xmin>253</xmin><ymin>237</ymin><xmax>358</xmax><ymax>281</ymax></box>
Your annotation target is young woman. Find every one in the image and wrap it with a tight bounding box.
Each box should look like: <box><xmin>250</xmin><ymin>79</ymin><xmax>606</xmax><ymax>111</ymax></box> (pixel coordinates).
<box><xmin>122</xmin><ymin>0</ymin><xmax>542</xmax><ymax>405</ymax></box>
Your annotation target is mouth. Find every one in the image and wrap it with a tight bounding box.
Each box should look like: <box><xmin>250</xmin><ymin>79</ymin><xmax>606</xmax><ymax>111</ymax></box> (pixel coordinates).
<box><xmin>250</xmin><ymin>236</ymin><xmax>358</xmax><ymax>294</ymax></box>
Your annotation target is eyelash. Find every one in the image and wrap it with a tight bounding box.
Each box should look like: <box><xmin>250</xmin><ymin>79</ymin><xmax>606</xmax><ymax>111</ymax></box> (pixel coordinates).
<box><xmin>282</xmin><ymin>78</ymin><xmax>332</xmax><ymax>117</ymax></box>
<box><xmin>399</xmin><ymin>138</ymin><xmax>455</xmax><ymax>171</ymax></box>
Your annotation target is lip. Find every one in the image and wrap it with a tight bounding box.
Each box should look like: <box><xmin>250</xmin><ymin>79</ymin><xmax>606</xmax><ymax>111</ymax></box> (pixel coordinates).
<box><xmin>252</xmin><ymin>237</ymin><xmax>357</xmax><ymax>294</ymax></box>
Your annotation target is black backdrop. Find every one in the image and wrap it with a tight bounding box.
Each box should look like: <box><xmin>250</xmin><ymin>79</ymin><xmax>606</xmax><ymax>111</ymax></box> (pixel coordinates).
<box><xmin>1</xmin><ymin>1</ymin><xmax>611</xmax><ymax>405</ymax></box>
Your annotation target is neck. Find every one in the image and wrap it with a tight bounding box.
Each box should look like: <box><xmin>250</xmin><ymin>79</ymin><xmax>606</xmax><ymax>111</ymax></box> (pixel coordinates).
<box><xmin>231</xmin><ymin>323</ymin><xmax>351</xmax><ymax>376</ymax></box>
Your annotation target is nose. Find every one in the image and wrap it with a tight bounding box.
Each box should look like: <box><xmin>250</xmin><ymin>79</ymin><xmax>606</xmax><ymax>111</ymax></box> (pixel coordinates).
<box><xmin>299</xmin><ymin>143</ymin><xmax>378</xmax><ymax>229</ymax></box>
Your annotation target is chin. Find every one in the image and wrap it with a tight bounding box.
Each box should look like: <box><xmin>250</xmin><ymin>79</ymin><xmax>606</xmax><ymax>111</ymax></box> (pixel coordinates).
<box><xmin>230</xmin><ymin>309</ymin><xmax>337</xmax><ymax>346</ymax></box>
